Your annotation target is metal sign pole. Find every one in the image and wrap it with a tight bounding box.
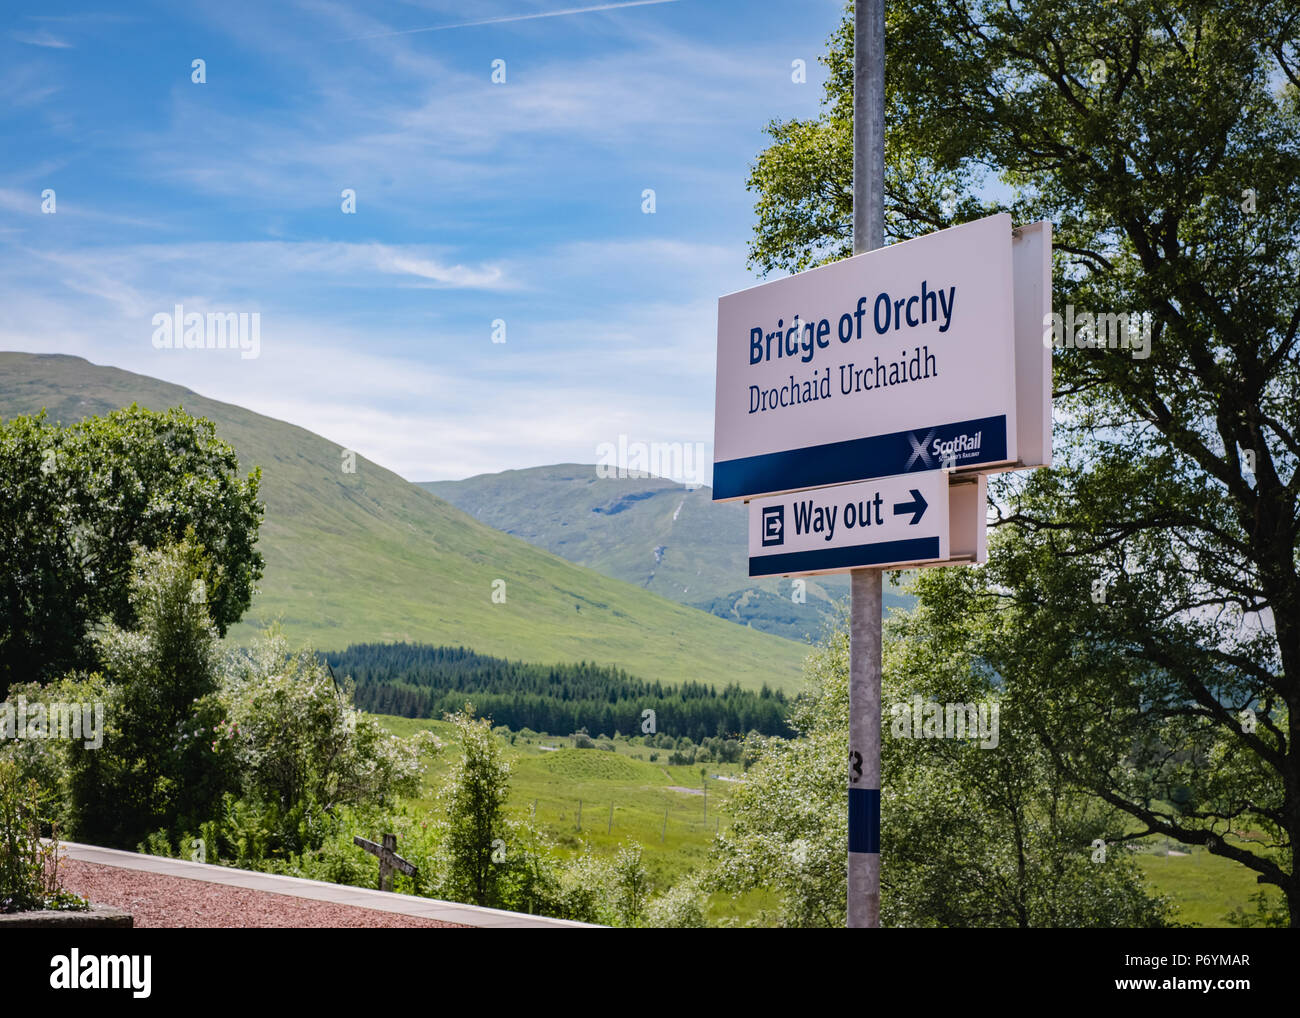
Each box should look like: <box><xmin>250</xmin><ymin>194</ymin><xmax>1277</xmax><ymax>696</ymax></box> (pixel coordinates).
<box><xmin>848</xmin><ymin>0</ymin><xmax>885</xmax><ymax>930</ymax></box>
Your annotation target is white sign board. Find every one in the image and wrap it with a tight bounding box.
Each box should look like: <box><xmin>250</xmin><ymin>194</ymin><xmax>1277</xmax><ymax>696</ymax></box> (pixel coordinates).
<box><xmin>747</xmin><ymin>472</ymin><xmax>951</xmax><ymax>577</ymax></box>
<box><xmin>714</xmin><ymin>213</ymin><xmax>1017</xmax><ymax>502</ymax></box>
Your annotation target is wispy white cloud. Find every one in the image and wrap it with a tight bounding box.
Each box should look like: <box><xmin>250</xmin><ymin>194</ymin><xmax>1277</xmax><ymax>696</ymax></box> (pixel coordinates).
<box><xmin>10</xmin><ymin>29</ymin><xmax>73</xmax><ymax>49</ymax></box>
<box><xmin>0</xmin><ymin>62</ymin><xmax>62</xmax><ymax>108</ymax></box>
<box><xmin>122</xmin><ymin>14</ymin><xmax>802</xmax><ymax>211</ymax></box>
<box><xmin>0</xmin><ymin>189</ymin><xmax>169</xmax><ymax>231</ymax></box>
<box><xmin>10</xmin><ymin>240</ymin><xmax>510</xmax><ymax>306</ymax></box>
<box><xmin>375</xmin><ymin>250</ymin><xmax>506</xmax><ymax>288</ymax></box>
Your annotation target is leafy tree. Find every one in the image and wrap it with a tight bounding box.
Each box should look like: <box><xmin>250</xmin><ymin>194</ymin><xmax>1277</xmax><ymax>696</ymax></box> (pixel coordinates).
<box><xmin>440</xmin><ymin>705</ymin><xmax>512</xmax><ymax>907</ymax></box>
<box><xmin>711</xmin><ymin>610</ymin><xmax>1173</xmax><ymax>927</ymax></box>
<box><xmin>886</xmin><ymin>597</ymin><xmax>1176</xmax><ymax>927</ymax></box>
<box><xmin>0</xmin><ymin>415</ymin><xmax>87</xmax><ymax>697</ymax></box>
<box><xmin>0</xmin><ymin>405</ymin><xmax>264</xmax><ymax>695</ymax></box>
<box><xmin>710</xmin><ymin>634</ymin><xmax>847</xmax><ymax>927</ymax></box>
<box><xmin>747</xmin><ymin>1</ymin><xmax>1299</xmax><ymax>925</ymax></box>
<box><xmin>79</xmin><ymin>539</ymin><xmax>233</xmax><ymax>846</ymax></box>
<box><xmin>612</xmin><ymin>841</ymin><xmax>650</xmax><ymax>926</ymax></box>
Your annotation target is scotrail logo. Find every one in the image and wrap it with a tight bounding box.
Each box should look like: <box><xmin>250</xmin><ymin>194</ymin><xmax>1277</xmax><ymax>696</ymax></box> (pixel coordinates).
<box><xmin>905</xmin><ymin>429</ymin><xmax>983</xmax><ymax>470</ymax></box>
<box><xmin>933</xmin><ymin>432</ymin><xmax>982</xmax><ymax>464</ymax></box>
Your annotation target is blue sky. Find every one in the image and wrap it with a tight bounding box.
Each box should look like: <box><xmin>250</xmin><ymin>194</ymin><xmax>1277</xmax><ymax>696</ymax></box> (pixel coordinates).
<box><xmin>0</xmin><ymin>0</ymin><xmax>848</xmax><ymax>483</ymax></box>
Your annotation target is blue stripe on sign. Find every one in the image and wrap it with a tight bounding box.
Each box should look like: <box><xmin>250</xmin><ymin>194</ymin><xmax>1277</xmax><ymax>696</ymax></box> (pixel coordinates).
<box><xmin>749</xmin><ymin>536</ymin><xmax>941</xmax><ymax>577</ymax></box>
<box><xmin>714</xmin><ymin>415</ymin><xmax>1007</xmax><ymax>500</ymax></box>
<box><xmin>849</xmin><ymin>787</ymin><xmax>880</xmax><ymax>854</ymax></box>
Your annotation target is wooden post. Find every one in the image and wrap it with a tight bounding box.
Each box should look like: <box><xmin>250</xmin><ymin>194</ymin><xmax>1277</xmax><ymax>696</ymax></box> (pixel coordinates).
<box><xmin>608</xmin><ymin>802</ymin><xmax>614</xmax><ymax>835</ymax></box>
<box><xmin>354</xmin><ymin>832</ymin><xmax>417</xmax><ymax>893</ymax></box>
<box><xmin>577</xmin><ymin>798</ymin><xmax>582</xmax><ymax>831</ymax></box>
<box><xmin>379</xmin><ymin>833</ymin><xmax>396</xmax><ymax>891</ymax></box>
<box><xmin>661</xmin><ymin>806</ymin><xmax>668</xmax><ymax>843</ymax></box>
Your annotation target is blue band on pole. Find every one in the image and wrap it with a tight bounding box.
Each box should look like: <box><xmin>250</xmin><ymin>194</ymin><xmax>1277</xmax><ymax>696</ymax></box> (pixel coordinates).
<box><xmin>848</xmin><ymin>787</ymin><xmax>880</xmax><ymax>854</ymax></box>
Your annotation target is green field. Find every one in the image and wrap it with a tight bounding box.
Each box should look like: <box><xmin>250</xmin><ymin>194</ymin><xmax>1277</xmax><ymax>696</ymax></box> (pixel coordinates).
<box><xmin>1133</xmin><ymin>837</ymin><xmax>1286</xmax><ymax>928</ymax></box>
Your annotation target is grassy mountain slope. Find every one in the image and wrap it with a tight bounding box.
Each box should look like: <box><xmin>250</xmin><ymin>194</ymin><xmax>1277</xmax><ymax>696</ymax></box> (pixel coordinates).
<box><xmin>0</xmin><ymin>353</ymin><xmax>809</xmax><ymax>692</ymax></box>
<box><xmin>422</xmin><ymin>466</ymin><xmax>915</xmax><ymax>640</ymax></box>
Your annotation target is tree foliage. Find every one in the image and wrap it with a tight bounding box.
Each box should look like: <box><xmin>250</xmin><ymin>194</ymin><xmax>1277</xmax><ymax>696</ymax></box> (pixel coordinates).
<box><xmin>711</xmin><ymin>609</ymin><xmax>1174</xmax><ymax>927</ymax></box>
<box><xmin>440</xmin><ymin>705</ymin><xmax>513</xmax><ymax>908</ymax></box>
<box><xmin>220</xmin><ymin>630</ymin><xmax>434</xmax><ymax>856</ymax></box>
<box><xmin>0</xmin><ymin>405</ymin><xmax>264</xmax><ymax>695</ymax></box>
<box><xmin>329</xmin><ymin>642</ymin><xmax>790</xmax><ymax>740</ymax></box>
<box><xmin>60</xmin><ymin>539</ymin><xmax>232</xmax><ymax>847</ymax></box>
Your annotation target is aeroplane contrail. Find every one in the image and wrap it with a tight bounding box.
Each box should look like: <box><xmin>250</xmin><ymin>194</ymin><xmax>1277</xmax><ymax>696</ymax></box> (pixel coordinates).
<box><xmin>349</xmin><ymin>0</ymin><xmax>683</xmax><ymax>41</ymax></box>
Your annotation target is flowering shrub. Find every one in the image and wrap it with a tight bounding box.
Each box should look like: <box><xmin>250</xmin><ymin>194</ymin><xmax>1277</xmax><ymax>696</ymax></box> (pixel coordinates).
<box><xmin>218</xmin><ymin>629</ymin><xmax>439</xmax><ymax>855</ymax></box>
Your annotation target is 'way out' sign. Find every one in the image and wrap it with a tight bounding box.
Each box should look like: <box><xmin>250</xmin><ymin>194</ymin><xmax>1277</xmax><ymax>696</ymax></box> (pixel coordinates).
<box><xmin>714</xmin><ymin>213</ymin><xmax>1019</xmax><ymax>502</ymax></box>
<box><xmin>748</xmin><ymin>472</ymin><xmax>950</xmax><ymax>577</ymax></box>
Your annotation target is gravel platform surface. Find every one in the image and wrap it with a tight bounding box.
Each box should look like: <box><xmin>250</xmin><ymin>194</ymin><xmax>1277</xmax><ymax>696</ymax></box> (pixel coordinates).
<box><xmin>58</xmin><ymin>860</ymin><xmax>470</xmax><ymax>929</ymax></box>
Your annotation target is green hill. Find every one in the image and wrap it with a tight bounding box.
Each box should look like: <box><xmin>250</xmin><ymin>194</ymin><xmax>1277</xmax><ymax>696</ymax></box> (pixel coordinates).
<box><xmin>422</xmin><ymin>466</ymin><xmax>915</xmax><ymax>639</ymax></box>
<box><xmin>0</xmin><ymin>353</ymin><xmax>809</xmax><ymax>692</ymax></box>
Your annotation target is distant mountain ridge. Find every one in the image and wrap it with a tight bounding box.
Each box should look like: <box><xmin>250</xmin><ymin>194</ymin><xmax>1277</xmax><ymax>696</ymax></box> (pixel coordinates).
<box><xmin>0</xmin><ymin>353</ymin><xmax>809</xmax><ymax>692</ymax></box>
<box><xmin>421</xmin><ymin>465</ymin><xmax>915</xmax><ymax>641</ymax></box>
